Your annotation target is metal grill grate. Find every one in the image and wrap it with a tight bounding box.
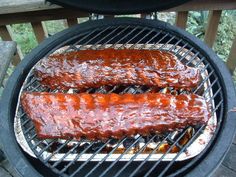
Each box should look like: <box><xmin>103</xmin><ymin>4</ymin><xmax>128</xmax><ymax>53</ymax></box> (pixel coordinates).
<box><xmin>14</xmin><ymin>25</ymin><xmax>224</xmax><ymax>177</ymax></box>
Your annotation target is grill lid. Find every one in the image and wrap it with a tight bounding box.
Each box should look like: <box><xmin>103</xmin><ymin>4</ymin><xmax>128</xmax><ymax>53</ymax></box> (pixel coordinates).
<box><xmin>46</xmin><ymin>0</ymin><xmax>192</xmax><ymax>15</ymax></box>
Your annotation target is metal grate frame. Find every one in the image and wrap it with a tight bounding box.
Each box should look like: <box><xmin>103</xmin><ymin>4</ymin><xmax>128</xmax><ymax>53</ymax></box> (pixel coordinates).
<box><xmin>13</xmin><ymin>20</ymin><xmax>225</xmax><ymax>177</ymax></box>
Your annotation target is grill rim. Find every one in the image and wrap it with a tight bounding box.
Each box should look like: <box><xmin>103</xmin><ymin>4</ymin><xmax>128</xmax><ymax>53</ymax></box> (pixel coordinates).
<box><xmin>0</xmin><ymin>17</ymin><xmax>235</xmax><ymax>177</ymax></box>
<box><xmin>15</xmin><ymin>43</ymin><xmax>218</xmax><ymax>165</ymax></box>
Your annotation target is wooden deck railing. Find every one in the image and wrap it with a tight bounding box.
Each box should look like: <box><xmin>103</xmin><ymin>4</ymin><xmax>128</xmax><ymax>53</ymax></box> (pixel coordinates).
<box><xmin>0</xmin><ymin>0</ymin><xmax>236</xmax><ymax>73</ymax></box>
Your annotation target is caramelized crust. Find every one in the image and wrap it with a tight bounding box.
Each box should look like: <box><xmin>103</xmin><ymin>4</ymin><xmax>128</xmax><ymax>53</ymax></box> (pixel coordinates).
<box><xmin>21</xmin><ymin>92</ymin><xmax>210</xmax><ymax>140</ymax></box>
<box><xmin>35</xmin><ymin>49</ymin><xmax>200</xmax><ymax>90</ymax></box>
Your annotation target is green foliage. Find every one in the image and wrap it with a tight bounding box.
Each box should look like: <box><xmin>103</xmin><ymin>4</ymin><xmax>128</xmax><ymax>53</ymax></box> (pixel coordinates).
<box><xmin>0</xmin><ymin>12</ymin><xmax>236</xmax><ymax>95</ymax></box>
<box><xmin>10</xmin><ymin>19</ymin><xmax>90</xmax><ymax>56</ymax></box>
<box><xmin>187</xmin><ymin>11</ymin><xmax>208</xmax><ymax>39</ymax></box>
<box><xmin>11</xmin><ymin>20</ymin><xmax>68</xmax><ymax>55</ymax></box>
<box><xmin>9</xmin><ymin>12</ymin><xmax>235</xmax><ymax>61</ymax></box>
<box><xmin>44</xmin><ymin>20</ymin><xmax>67</xmax><ymax>35</ymax></box>
<box><xmin>187</xmin><ymin>11</ymin><xmax>236</xmax><ymax>61</ymax></box>
<box><xmin>214</xmin><ymin>13</ymin><xmax>236</xmax><ymax>61</ymax></box>
<box><xmin>157</xmin><ymin>12</ymin><xmax>176</xmax><ymax>25</ymax></box>
<box><xmin>0</xmin><ymin>87</ymin><xmax>3</xmax><ymax>96</ymax></box>
<box><xmin>11</xmin><ymin>23</ymin><xmax>38</xmax><ymax>55</ymax></box>
<box><xmin>233</xmin><ymin>69</ymin><xmax>236</xmax><ymax>86</ymax></box>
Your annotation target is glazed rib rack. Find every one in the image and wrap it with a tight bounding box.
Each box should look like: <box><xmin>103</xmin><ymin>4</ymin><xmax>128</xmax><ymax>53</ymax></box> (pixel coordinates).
<box><xmin>14</xmin><ymin>25</ymin><xmax>224</xmax><ymax>177</ymax></box>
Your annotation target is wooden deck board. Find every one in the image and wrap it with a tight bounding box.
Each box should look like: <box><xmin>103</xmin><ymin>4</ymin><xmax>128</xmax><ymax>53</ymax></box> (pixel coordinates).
<box><xmin>0</xmin><ymin>41</ymin><xmax>16</xmax><ymax>86</ymax></box>
<box><xmin>0</xmin><ymin>0</ymin><xmax>60</xmax><ymax>15</ymax></box>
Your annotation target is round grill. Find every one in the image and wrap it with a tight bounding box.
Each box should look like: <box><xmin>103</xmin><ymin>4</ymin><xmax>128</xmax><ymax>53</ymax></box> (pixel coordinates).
<box><xmin>15</xmin><ymin>23</ymin><xmax>224</xmax><ymax>177</ymax></box>
<box><xmin>1</xmin><ymin>18</ymin><xmax>232</xmax><ymax>177</ymax></box>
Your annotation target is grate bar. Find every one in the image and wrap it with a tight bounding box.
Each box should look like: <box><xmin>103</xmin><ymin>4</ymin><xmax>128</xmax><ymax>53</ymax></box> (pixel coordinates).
<box><xmin>84</xmin><ymin>137</ymin><xmax>128</xmax><ymax>177</ymax></box>
<box><xmin>107</xmin><ymin>85</ymin><xmax>119</xmax><ymax>93</ymax></box>
<box><xmin>159</xmin><ymin>36</ymin><xmax>175</xmax><ymax>50</ymax></box>
<box><xmin>24</xmin><ymin>77</ymin><xmax>37</xmax><ymax>89</ymax></box>
<box><xmin>179</xmin><ymin>47</ymin><xmax>194</xmax><ymax>62</ymax></box>
<box><xmin>138</xmin><ymin>30</ymin><xmax>163</xmax><ymax>49</ymax></box>
<box><xmin>98</xmin><ymin>26</ymin><xmax>131</xmax><ymax>49</ymax></box>
<box><xmin>117</xmin><ymin>27</ymin><xmax>149</xmax><ymax>49</ymax></box>
<box><xmin>59</xmin><ymin>142</ymin><xmax>96</xmax><ymax>174</ymax></box>
<box><xmin>193</xmin><ymin>69</ymin><xmax>214</xmax><ymax>94</ymax></box>
<box><xmin>31</xmin><ymin>140</ymin><xmax>47</xmax><ymax>150</ymax></box>
<box><xmin>89</xmin><ymin>26</ymin><xmax>123</xmax><ymax>48</ymax></box>
<box><xmin>99</xmin><ymin>136</ymin><xmax>142</xmax><ymax>177</ymax></box>
<box><xmin>120</xmin><ymin>86</ymin><xmax>134</xmax><ymax>94</ymax></box>
<box><xmin>207</xmin><ymin>87</ymin><xmax>222</xmax><ymax>104</ymax></box>
<box><xmin>73</xmin><ymin>29</ymin><xmax>101</xmax><ymax>46</ymax></box>
<box><xmin>30</xmin><ymin>84</ymin><xmax>42</xmax><ymax>92</ymax></box>
<box><xmin>195</xmin><ymin>57</ymin><xmax>206</xmax><ymax>68</ymax></box>
<box><xmin>21</xmin><ymin>117</ymin><xmax>30</xmax><ymax>126</ymax></box>
<box><xmin>186</xmin><ymin>52</ymin><xmax>200</xmax><ymax>66</ymax></box>
<box><xmin>110</xmin><ymin>27</ymin><xmax>140</xmax><ymax>48</ymax></box>
<box><xmin>52</xmin><ymin>142</ymin><xmax>82</xmax><ymax>168</ymax></box>
<box><xmin>203</xmin><ymin>78</ymin><xmax>218</xmax><ymax>97</ymax></box>
<box><xmin>150</xmin><ymin>33</ymin><xmax>170</xmax><ymax>50</ymax></box>
<box><xmin>70</xmin><ymin>140</ymin><xmax>111</xmax><ymax>177</ymax></box>
<box><xmin>26</xmin><ymin>133</ymin><xmax>37</xmax><ymax>142</ymax></box>
<box><xmin>43</xmin><ymin>139</ymin><xmax>71</xmax><ymax>162</ymax></box>
<box><xmin>212</xmin><ymin>100</ymin><xmax>223</xmax><ymax>113</ymax></box>
<box><xmin>129</xmin><ymin>29</ymin><xmax>155</xmax><ymax>49</ymax></box>
<box><xmin>167</xmin><ymin>39</ymin><xmax>183</xmax><ymax>52</ymax></box>
<box><xmin>37</xmin><ymin>139</ymin><xmax>58</xmax><ymax>156</ymax></box>
<box><xmin>158</xmin><ymin>125</ymin><xmax>206</xmax><ymax>177</ymax></box>
<box><xmin>199</xmin><ymin>62</ymin><xmax>209</xmax><ymax>73</ymax></box>
<box><xmin>113</xmin><ymin>135</ymin><xmax>158</xmax><ymax>177</ymax></box>
<box><xmin>77</xmin><ymin>26</ymin><xmax>112</xmax><ymax>50</ymax></box>
<box><xmin>174</xmin><ymin>43</ymin><xmax>189</xmax><ymax>56</ymax></box>
<box><xmin>143</xmin><ymin>128</ymin><xmax>190</xmax><ymax>177</ymax></box>
<box><xmin>23</xmin><ymin>125</ymin><xmax>34</xmax><ymax>135</ymax></box>
<box><xmin>129</xmin><ymin>133</ymin><xmax>172</xmax><ymax>177</ymax></box>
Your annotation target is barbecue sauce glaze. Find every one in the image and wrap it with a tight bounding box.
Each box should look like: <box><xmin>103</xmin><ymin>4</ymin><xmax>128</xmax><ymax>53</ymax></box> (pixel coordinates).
<box><xmin>35</xmin><ymin>49</ymin><xmax>200</xmax><ymax>90</ymax></box>
<box><xmin>21</xmin><ymin>92</ymin><xmax>210</xmax><ymax>140</ymax></box>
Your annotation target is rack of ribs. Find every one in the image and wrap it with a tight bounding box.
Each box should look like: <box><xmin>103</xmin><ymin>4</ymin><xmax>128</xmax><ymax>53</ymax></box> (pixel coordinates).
<box><xmin>21</xmin><ymin>92</ymin><xmax>210</xmax><ymax>140</ymax></box>
<box><xmin>35</xmin><ymin>49</ymin><xmax>201</xmax><ymax>90</ymax></box>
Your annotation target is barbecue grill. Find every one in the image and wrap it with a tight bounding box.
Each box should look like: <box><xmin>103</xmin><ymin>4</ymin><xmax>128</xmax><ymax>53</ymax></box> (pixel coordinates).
<box><xmin>0</xmin><ymin>1</ymin><xmax>236</xmax><ymax>177</ymax></box>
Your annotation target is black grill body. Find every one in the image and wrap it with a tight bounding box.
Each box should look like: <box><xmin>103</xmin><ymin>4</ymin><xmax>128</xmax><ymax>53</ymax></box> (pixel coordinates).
<box><xmin>0</xmin><ymin>18</ymin><xmax>235</xmax><ymax>177</ymax></box>
<box><xmin>47</xmin><ymin>0</ymin><xmax>191</xmax><ymax>15</ymax></box>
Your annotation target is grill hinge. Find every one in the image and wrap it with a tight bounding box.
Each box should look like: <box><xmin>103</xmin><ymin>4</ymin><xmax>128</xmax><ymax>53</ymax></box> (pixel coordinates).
<box><xmin>89</xmin><ymin>12</ymin><xmax>158</xmax><ymax>20</ymax></box>
<box><xmin>142</xmin><ymin>12</ymin><xmax>158</xmax><ymax>20</ymax></box>
<box><xmin>89</xmin><ymin>13</ymin><xmax>104</xmax><ymax>20</ymax></box>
